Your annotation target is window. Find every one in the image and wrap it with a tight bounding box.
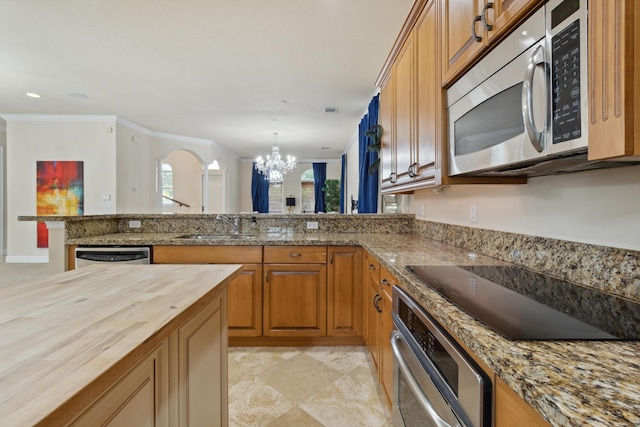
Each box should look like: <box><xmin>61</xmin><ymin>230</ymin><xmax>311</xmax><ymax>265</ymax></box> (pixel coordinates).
<box><xmin>208</xmin><ymin>160</ymin><xmax>220</xmax><ymax>170</ymax></box>
<box><xmin>300</xmin><ymin>169</ymin><xmax>315</xmax><ymax>213</ymax></box>
<box><xmin>268</xmin><ymin>170</ymin><xmax>284</xmax><ymax>213</ymax></box>
<box><xmin>161</xmin><ymin>163</ymin><xmax>173</xmax><ymax>205</ymax></box>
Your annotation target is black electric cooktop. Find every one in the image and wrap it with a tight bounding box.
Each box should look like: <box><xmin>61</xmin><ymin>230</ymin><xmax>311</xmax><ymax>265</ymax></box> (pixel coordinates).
<box><xmin>406</xmin><ymin>264</ymin><xmax>640</xmax><ymax>340</ymax></box>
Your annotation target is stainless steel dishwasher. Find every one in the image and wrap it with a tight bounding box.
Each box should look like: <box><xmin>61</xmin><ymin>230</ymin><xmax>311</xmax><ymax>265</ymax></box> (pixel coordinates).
<box><xmin>74</xmin><ymin>247</ymin><xmax>151</xmax><ymax>268</ymax></box>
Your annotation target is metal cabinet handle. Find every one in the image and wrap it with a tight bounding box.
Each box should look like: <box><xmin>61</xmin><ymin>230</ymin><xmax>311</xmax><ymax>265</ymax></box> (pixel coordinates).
<box><xmin>289</xmin><ymin>253</ymin><xmax>302</xmax><ymax>257</ymax></box>
<box><xmin>522</xmin><ymin>45</ymin><xmax>548</xmax><ymax>153</ymax></box>
<box><xmin>389</xmin><ymin>172</ymin><xmax>397</xmax><ymax>184</ymax></box>
<box><xmin>471</xmin><ymin>15</ymin><xmax>482</xmax><ymax>42</ymax></box>
<box><xmin>373</xmin><ymin>294</ymin><xmax>382</xmax><ymax>313</ymax></box>
<box><xmin>369</xmin><ymin>264</ymin><xmax>377</xmax><ymax>270</ymax></box>
<box><xmin>408</xmin><ymin>162</ymin><xmax>418</xmax><ymax>178</ymax></box>
<box><xmin>381</xmin><ymin>278</ymin><xmax>390</xmax><ymax>287</ymax></box>
<box><xmin>391</xmin><ymin>332</ymin><xmax>454</xmax><ymax>427</ymax></box>
<box><xmin>481</xmin><ymin>2</ymin><xmax>494</xmax><ymax>31</ymax></box>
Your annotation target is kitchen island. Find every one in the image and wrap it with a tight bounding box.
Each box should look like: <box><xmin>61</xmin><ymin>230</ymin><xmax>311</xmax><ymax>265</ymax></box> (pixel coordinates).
<box><xmin>0</xmin><ymin>263</ymin><xmax>241</xmax><ymax>426</ymax></box>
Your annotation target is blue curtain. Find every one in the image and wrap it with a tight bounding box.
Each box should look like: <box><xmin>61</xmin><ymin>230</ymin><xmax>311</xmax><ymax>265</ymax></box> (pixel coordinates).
<box><xmin>313</xmin><ymin>162</ymin><xmax>327</xmax><ymax>213</ymax></box>
<box><xmin>357</xmin><ymin>95</ymin><xmax>379</xmax><ymax>213</ymax></box>
<box><xmin>339</xmin><ymin>154</ymin><xmax>346</xmax><ymax>214</ymax></box>
<box><xmin>251</xmin><ymin>163</ymin><xmax>269</xmax><ymax>213</ymax></box>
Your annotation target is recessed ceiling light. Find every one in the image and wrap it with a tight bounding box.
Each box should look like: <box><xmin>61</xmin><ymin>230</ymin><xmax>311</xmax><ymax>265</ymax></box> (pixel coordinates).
<box><xmin>26</xmin><ymin>92</ymin><xmax>41</xmax><ymax>98</ymax></box>
<box><xmin>324</xmin><ymin>107</ymin><xmax>339</xmax><ymax>114</ymax></box>
<box><xmin>66</xmin><ymin>92</ymin><xmax>89</xmax><ymax>99</ymax></box>
<box><xmin>321</xmin><ymin>147</ymin><xmax>331</xmax><ymax>150</ymax></box>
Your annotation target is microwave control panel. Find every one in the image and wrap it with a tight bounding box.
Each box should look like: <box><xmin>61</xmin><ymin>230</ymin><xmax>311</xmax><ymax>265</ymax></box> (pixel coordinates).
<box><xmin>551</xmin><ymin>19</ymin><xmax>581</xmax><ymax>144</ymax></box>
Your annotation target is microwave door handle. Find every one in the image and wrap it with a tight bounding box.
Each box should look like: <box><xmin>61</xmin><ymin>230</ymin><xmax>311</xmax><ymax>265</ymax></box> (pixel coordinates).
<box><xmin>522</xmin><ymin>45</ymin><xmax>547</xmax><ymax>153</ymax></box>
<box><xmin>391</xmin><ymin>331</ymin><xmax>454</xmax><ymax>427</ymax></box>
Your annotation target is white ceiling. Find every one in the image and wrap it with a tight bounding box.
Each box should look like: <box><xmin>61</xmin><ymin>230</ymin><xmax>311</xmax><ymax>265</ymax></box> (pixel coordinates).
<box><xmin>0</xmin><ymin>0</ymin><xmax>414</xmax><ymax>160</ymax></box>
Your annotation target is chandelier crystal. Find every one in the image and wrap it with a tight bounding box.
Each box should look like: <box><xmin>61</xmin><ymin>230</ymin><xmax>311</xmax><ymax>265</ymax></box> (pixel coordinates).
<box><xmin>255</xmin><ymin>133</ymin><xmax>296</xmax><ymax>180</ymax></box>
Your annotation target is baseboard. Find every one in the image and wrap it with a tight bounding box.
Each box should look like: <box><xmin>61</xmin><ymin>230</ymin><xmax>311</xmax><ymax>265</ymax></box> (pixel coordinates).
<box><xmin>229</xmin><ymin>336</ymin><xmax>365</xmax><ymax>347</ymax></box>
<box><xmin>4</xmin><ymin>256</ymin><xmax>49</xmax><ymax>263</ymax></box>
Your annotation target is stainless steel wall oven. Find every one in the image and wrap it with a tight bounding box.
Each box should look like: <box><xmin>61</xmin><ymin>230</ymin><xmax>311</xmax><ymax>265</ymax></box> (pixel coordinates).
<box><xmin>391</xmin><ymin>287</ymin><xmax>491</xmax><ymax>427</ymax></box>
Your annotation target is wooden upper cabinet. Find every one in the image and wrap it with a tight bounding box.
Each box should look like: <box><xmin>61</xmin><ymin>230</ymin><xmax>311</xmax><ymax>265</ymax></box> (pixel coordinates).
<box><xmin>441</xmin><ymin>0</ymin><xmax>543</xmax><ymax>86</ymax></box>
<box><xmin>415</xmin><ymin>0</ymin><xmax>439</xmax><ymax>185</ymax></box>
<box><xmin>394</xmin><ymin>34</ymin><xmax>416</xmax><ymax>187</ymax></box>
<box><xmin>441</xmin><ymin>0</ymin><xmax>485</xmax><ymax>85</ymax></box>
<box><xmin>588</xmin><ymin>0</ymin><xmax>640</xmax><ymax>160</ymax></box>
<box><xmin>379</xmin><ymin>73</ymin><xmax>396</xmax><ymax>189</ymax></box>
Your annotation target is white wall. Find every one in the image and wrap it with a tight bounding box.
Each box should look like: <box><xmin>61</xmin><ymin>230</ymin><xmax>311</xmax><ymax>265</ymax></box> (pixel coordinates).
<box><xmin>410</xmin><ymin>164</ymin><xmax>640</xmax><ymax>251</ymax></box>
<box><xmin>5</xmin><ymin>118</ymin><xmax>118</xmax><ymax>261</ymax></box>
<box><xmin>115</xmin><ymin>124</ymin><xmax>155</xmax><ymax>213</ymax></box>
<box><xmin>240</xmin><ymin>160</ymin><xmax>342</xmax><ymax>213</ymax></box>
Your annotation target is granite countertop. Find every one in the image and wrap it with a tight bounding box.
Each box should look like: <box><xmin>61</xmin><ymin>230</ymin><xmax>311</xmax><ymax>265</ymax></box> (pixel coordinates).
<box><xmin>65</xmin><ymin>231</ymin><xmax>640</xmax><ymax>426</ymax></box>
<box><xmin>0</xmin><ymin>264</ymin><xmax>242</xmax><ymax>426</ymax></box>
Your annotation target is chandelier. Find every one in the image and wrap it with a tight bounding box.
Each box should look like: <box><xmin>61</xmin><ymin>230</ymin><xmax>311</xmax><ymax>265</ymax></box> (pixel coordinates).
<box><xmin>255</xmin><ymin>133</ymin><xmax>296</xmax><ymax>180</ymax></box>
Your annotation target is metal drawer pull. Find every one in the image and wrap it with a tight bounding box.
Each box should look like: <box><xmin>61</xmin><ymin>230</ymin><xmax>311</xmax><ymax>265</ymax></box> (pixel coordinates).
<box><xmin>381</xmin><ymin>279</ymin><xmax>390</xmax><ymax>286</ymax></box>
<box><xmin>391</xmin><ymin>332</ymin><xmax>453</xmax><ymax>427</ymax></box>
<box><xmin>481</xmin><ymin>2</ymin><xmax>494</xmax><ymax>31</ymax></box>
<box><xmin>472</xmin><ymin>15</ymin><xmax>482</xmax><ymax>42</ymax></box>
<box><xmin>289</xmin><ymin>253</ymin><xmax>302</xmax><ymax>257</ymax></box>
<box><xmin>369</xmin><ymin>264</ymin><xmax>376</xmax><ymax>270</ymax></box>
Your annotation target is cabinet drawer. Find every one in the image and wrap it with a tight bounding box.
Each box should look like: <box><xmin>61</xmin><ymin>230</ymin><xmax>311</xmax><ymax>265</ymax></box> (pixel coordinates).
<box><xmin>153</xmin><ymin>245</ymin><xmax>262</xmax><ymax>264</ymax></box>
<box><xmin>264</xmin><ymin>246</ymin><xmax>327</xmax><ymax>264</ymax></box>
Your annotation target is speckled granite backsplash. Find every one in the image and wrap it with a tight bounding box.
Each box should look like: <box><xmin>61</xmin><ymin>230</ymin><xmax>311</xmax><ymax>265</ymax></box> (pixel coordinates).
<box><xmin>413</xmin><ymin>219</ymin><xmax>640</xmax><ymax>303</ymax></box>
<box><xmin>62</xmin><ymin>214</ymin><xmax>414</xmax><ymax>237</ymax></box>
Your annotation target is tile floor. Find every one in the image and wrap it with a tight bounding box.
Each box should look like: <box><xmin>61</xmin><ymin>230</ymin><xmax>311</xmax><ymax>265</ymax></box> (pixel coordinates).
<box><xmin>0</xmin><ymin>259</ymin><xmax>393</xmax><ymax>426</ymax></box>
<box><xmin>228</xmin><ymin>346</ymin><xmax>392</xmax><ymax>427</ymax></box>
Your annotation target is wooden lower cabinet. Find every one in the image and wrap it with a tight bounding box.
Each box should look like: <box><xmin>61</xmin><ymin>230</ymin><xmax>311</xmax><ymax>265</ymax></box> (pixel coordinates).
<box><xmin>153</xmin><ymin>245</ymin><xmax>262</xmax><ymax>338</ymax></box>
<box><xmin>171</xmin><ymin>294</ymin><xmax>228</xmax><ymax>427</ymax></box>
<box><xmin>327</xmin><ymin>246</ymin><xmax>362</xmax><ymax>337</ymax></box>
<box><xmin>68</xmin><ymin>293</ymin><xmax>227</xmax><ymax>427</ymax></box>
<box><xmin>263</xmin><ymin>263</ymin><xmax>327</xmax><ymax>337</ymax></box>
<box><xmin>495</xmin><ymin>376</ymin><xmax>550</xmax><ymax>427</ymax></box>
<box><xmin>69</xmin><ymin>342</ymin><xmax>169</xmax><ymax>427</ymax></box>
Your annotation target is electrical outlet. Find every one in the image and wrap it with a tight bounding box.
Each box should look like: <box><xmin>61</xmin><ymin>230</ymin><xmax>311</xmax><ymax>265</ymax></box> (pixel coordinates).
<box><xmin>470</xmin><ymin>204</ymin><xmax>477</xmax><ymax>223</ymax></box>
<box><xmin>417</xmin><ymin>203</ymin><xmax>426</xmax><ymax>217</ymax></box>
<box><xmin>306</xmin><ymin>221</ymin><xmax>318</xmax><ymax>230</ymax></box>
<box><xmin>129</xmin><ymin>220</ymin><xmax>141</xmax><ymax>228</ymax></box>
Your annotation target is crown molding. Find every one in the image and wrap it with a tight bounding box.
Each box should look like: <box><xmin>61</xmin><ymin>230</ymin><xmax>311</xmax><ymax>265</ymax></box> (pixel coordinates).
<box><xmin>0</xmin><ymin>114</ymin><xmax>117</xmax><ymax>122</ymax></box>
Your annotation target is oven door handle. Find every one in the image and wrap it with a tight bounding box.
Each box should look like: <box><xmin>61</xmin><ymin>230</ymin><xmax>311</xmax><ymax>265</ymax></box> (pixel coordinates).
<box><xmin>391</xmin><ymin>331</ymin><xmax>456</xmax><ymax>427</ymax></box>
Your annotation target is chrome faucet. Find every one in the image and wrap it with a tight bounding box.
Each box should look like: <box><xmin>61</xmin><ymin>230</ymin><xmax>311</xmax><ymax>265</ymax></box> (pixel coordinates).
<box><xmin>216</xmin><ymin>214</ymin><xmax>240</xmax><ymax>234</ymax></box>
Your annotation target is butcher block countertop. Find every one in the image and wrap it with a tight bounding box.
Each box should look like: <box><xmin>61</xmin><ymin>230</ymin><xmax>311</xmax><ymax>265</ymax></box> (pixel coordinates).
<box><xmin>0</xmin><ymin>263</ymin><xmax>241</xmax><ymax>427</ymax></box>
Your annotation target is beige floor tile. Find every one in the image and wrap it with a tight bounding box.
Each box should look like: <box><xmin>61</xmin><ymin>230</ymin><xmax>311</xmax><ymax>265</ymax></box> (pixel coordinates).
<box><xmin>229</xmin><ymin>347</ymin><xmax>301</xmax><ymax>385</ymax></box>
<box><xmin>303</xmin><ymin>345</ymin><xmax>369</xmax><ymax>374</ymax></box>
<box><xmin>266</xmin><ymin>407</ymin><xmax>324</xmax><ymax>427</ymax></box>
<box><xmin>259</xmin><ymin>353</ymin><xmax>343</xmax><ymax>404</ymax></box>
<box><xmin>228</xmin><ymin>377</ymin><xmax>295</xmax><ymax>427</ymax></box>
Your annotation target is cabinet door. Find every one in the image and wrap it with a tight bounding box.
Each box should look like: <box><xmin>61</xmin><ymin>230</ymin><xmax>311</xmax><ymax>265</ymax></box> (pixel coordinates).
<box><xmin>442</xmin><ymin>0</ymin><xmax>486</xmax><ymax>85</ymax></box>
<box><xmin>171</xmin><ymin>294</ymin><xmax>228</xmax><ymax>427</ymax></box>
<box><xmin>379</xmin><ymin>74</ymin><xmax>396</xmax><ymax>189</ymax></box>
<box><xmin>327</xmin><ymin>246</ymin><xmax>362</xmax><ymax>337</ymax></box>
<box><xmin>69</xmin><ymin>342</ymin><xmax>169</xmax><ymax>427</ymax></box>
<box><xmin>495</xmin><ymin>376</ymin><xmax>550</xmax><ymax>427</ymax></box>
<box><xmin>228</xmin><ymin>264</ymin><xmax>262</xmax><ymax>337</ymax></box>
<box><xmin>364</xmin><ymin>277</ymin><xmax>381</xmax><ymax>369</ymax></box>
<box><xmin>379</xmin><ymin>290</ymin><xmax>394</xmax><ymax>408</ymax></box>
<box><xmin>263</xmin><ymin>264</ymin><xmax>327</xmax><ymax>337</ymax></box>
<box><xmin>486</xmin><ymin>0</ymin><xmax>544</xmax><ymax>44</ymax></box>
<box><xmin>394</xmin><ymin>33</ymin><xmax>416</xmax><ymax>186</ymax></box>
<box><xmin>588</xmin><ymin>0</ymin><xmax>640</xmax><ymax>160</ymax></box>
<box><xmin>415</xmin><ymin>0</ymin><xmax>438</xmax><ymax>186</ymax></box>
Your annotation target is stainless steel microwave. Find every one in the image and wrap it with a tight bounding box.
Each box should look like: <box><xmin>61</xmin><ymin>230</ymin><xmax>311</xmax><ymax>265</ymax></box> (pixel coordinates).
<box><xmin>447</xmin><ymin>0</ymin><xmax>588</xmax><ymax>176</ymax></box>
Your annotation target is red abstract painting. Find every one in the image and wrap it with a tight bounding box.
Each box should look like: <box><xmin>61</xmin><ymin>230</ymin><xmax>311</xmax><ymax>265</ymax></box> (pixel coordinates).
<box><xmin>36</xmin><ymin>161</ymin><xmax>84</xmax><ymax>248</ymax></box>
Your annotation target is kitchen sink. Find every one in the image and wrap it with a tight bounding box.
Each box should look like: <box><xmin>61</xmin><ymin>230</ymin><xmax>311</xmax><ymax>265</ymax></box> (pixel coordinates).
<box><xmin>176</xmin><ymin>234</ymin><xmax>256</xmax><ymax>240</ymax></box>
